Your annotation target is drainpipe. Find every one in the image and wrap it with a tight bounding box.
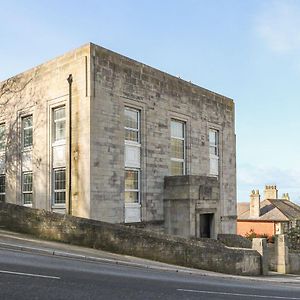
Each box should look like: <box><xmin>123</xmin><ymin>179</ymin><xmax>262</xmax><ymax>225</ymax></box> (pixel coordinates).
<box><xmin>67</xmin><ymin>74</ymin><xmax>73</xmax><ymax>215</ymax></box>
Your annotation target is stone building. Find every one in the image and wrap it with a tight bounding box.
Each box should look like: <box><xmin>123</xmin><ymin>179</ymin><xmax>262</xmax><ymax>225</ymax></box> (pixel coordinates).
<box><xmin>0</xmin><ymin>43</ymin><xmax>237</xmax><ymax>238</ymax></box>
<box><xmin>237</xmin><ymin>185</ymin><xmax>300</xmax><ymax>237</ymax></box>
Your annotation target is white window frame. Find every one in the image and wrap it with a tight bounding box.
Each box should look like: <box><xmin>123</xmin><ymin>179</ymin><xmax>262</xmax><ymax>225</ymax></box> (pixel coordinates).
<box><xmin>209</xmin><ymin>129</ymin><xmax>219</xmax><ymax>176</ymax></box>
<box><xmin>52</xmin><ymin>167</ymin><xmax>66</xmax><ymax>207</ymax></box>
<box><xmin>170</xmin><ymin>119</ymin><xmax>186</xmax><ymax>175</ymax></box>
<box><xmin>22</xmin><ymin>171</ymin><xmax>33</xmax><ymax>206</ymax></box>
<box><xmin>22</xmin><ymin>115</ymin><xmax>33</xmax><ymax>150</ymax></box>
<box><xmin>52</xmin><ymin>106</ymin><xmax>66</xmax><ymax>146</ymax></box>
<box><xmin>0</xmin><ymin>123</ymin><xmax>6</xmax><ymax>152</ymax></box>
<box><xmin>124</xmin><ymin>168</ymin><xmax>140</xmax><ymax>204</ymax></box>
<box><xmin>0</xmin><ymin>174</ymin><xmax>5</xmax><ymax>202</ymax></box>
<box><xmin>124</xmin><ymin>107</ymin><xmax>140</xmax><ymax>145</ymax></box>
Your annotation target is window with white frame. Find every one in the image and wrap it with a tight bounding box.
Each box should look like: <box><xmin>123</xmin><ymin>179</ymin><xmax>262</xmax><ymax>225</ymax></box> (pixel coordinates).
<box><xmin>22</xmin><ymin>172</ymin><xmax>33</xmax><ymax>205</ymax></box>
<box><xmin>170</xmin><ymin>119</ymin><xmax>185</xmax><ymax>176</ymax></box>
<box><xmin>53</xmin><ymin>107</ymin><xmax>66</xmax><ymax>143</ymax></box>
<box><xmin>22</xmin><ymin>116</ymin><xmax>33</xmax><ymax>149</ymax></box>
<box><xmin>209</xmin><ymin>129</ymin><xmax>219</xmax><ymax>176</ymax></box>
<box><xmin>0</xmin><ymin>123</ymin><xmax>5</xmax><ymax>152</ymax></box>
<box><xmin>125</xmin><ymin>169</ymin><xmax>140</xmax><ymax>203</ymax></box>
<box><xmin>124</xmin><ymin>107</ymin><xmax>139</xmax><ymax>143</ymax></box>
<box><xmin>53</xmin><ymin>168</ymin><xmax>66</xmax><ymax>205</ymax></box>
<box><xmin>0</xmin><ymin>174</ymin><xmax>5</xmax><ymax>202</ymax></box>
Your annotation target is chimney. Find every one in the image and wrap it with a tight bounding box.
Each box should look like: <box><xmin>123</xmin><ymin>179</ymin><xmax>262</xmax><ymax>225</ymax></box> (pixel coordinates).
<box><xmin>282</xmin><ymin>193</ymin><xmax>290</xmax><ymax>201</ymax></box>
<box><xmin>264</xmin><ymin>185</ymin><xmax>278</xmax><ymax>200</ymax></box>
<box><xmin>250</xmin><ymin>189</ymin><xmax>260</xmax><ymax>218</ymax></box>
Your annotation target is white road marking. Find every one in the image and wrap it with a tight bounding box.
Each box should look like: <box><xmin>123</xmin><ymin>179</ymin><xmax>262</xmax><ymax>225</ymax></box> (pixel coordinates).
<box><xmin>177</xmin><ymin>289</ymin><xmax>300</xmax><ymax>299</ymax></box>
<box><xmin>0</xmin><ymin>269</ymin><xmax>60</xmax><ymax>280</ymax></box>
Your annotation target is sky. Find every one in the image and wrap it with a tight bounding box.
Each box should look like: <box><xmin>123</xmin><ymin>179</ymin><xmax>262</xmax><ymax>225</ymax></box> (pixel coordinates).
<box><xmin>1</xmin><ymin>0</ymin><xmax>300</xmax><ymax>203</ymax></box>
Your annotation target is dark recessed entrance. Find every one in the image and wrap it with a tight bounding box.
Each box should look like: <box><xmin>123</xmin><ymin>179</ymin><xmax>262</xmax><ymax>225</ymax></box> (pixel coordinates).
<box><xmin>200</xmin><ymin>213</ymin><xmax>214</xmax><ymax>238</ymax></box>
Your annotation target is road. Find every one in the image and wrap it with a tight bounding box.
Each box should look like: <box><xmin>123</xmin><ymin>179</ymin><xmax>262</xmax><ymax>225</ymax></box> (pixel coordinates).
<box><xmin>0</xmin><ymin>248</ymin><xmax>300</xmax><ymax>300</ymax></box>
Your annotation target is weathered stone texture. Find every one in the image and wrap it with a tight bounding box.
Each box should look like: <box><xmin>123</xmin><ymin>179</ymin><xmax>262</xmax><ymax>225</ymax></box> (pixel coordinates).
<box><xmin>0</xmin><ymin>202</ymin><xmax>260</xmax><ymax>276</ymax></box>
<box><xmin>90</xmin><ymin>43</ymin><xmax>236</xmax><ymax>230</ymax></box>
<box><xmin>0</xmin><ymin>43</ymin><xmax>236</xmax><ymax>235</ymax></box>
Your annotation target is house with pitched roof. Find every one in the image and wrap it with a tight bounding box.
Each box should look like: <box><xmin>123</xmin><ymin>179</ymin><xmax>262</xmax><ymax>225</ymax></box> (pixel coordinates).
<box><xmin>237</xmin><ymin>185</ymin><xmax>300</xmax><ymax>237</ymax></box>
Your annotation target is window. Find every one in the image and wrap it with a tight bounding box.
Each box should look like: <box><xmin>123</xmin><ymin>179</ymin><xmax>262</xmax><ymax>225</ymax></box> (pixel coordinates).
<box><xmin>209</xmin><ymin>129</ymin><xmax>219</xmax><ymax>176</ymax></box>
<box><xmin>125</xmin><ymin>169</ymin><xmax>139</xmax><ymax>203</ymax></box>
<box><xmin>124</xmin><ymin>107</ymin><xmax>139</xmax><ymax>143</ymax></box>
<box><xmin>53</xmin><ymin>168</ymin><xmax>66</xmax><ymax>205</ymax></box>
<box><xmin>22</xmin><ymin>116</ymin><xmax>33</xmax><ymax>149</ymax></box>
<box><xmin>53</xmin><ymin>107</ymin><xmax>66</xmax><ymax>142</ymax></box>
<box><xmin>0</xmin><ymin>123</ymin><xmax>5</xmax><ymax>152</ymax></box>
<box><xmin>0</xmin><ymin>175</ymin><xmax>5</xmax><ymax>202</ymax></box>
<box><xmin>170</xmin><ymin>119</ymin><xmax>185</xmax><ymax>175</ymax></box>
<box><xmin>22</xmin><ymin>172</ymin><xmax>33</xmax><ymax>205</ymax></box>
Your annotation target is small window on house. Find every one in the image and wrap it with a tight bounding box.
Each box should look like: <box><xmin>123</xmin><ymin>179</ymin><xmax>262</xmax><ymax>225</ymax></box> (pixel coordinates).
<box><xmin>209</xmin><ymin>129</ymin><xmax>219</xmax><ymax>176</ymax></box>
<box><xmin>53</xmin><ymin>107</ymin><xmax>66</xmax><ymax>142</ymax></box>
<box><xmin>53</xmin><ymin>168</ymin><xmax>66</xmax><ymax>205</ymax></box>
<box><xmin>125</xmin><ymin>169</ymin><xmax>139</xmax><ymax>203</ymax></box>
<box><xmin>22</xmin><ymin>116</ymin><xmax>33</xmax><ymax>149</ymax></box>
<box><xmin>124</xmin><ymin>108</ymin><xmax>139</xmax><ymax>143</ymax></box>
<box><xmin>170</xmin><ymin>119</ymin><xmax>185</xmax><ymax>176</ymax></box>
<box><xmin>0</xmin><ymin>123</ymin><xmax>6</xmax><ymax>152</ymax></box>
<box><xmin>0</xmin><ymin>174</ymin><xmax>5</xmax><ymax>202</ymax></box>
<box><xmin>22</xmin><ymin>172</ymin><xmax>33</xmax><ymax>205</ymax></box>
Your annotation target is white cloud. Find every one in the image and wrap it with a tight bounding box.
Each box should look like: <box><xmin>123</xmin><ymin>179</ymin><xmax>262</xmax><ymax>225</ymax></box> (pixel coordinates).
<box><xmin>238</xmin><ymin>164</ymin><xmax>300</xmax><ymax>204</ymax></box>
<box><xmin>255</xmin><ymin>1</ymin><xmax>300</xmax><ymax>53</ymax></box>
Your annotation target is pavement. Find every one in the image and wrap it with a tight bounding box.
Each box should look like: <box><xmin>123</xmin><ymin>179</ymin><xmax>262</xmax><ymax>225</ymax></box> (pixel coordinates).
<box><xmin>0</xmin><ymin>228</ymin><xmax>300</xmax><ymax>284</ymax></box>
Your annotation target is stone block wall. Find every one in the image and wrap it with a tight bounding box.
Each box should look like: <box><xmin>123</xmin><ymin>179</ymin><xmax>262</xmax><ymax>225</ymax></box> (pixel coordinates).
<box><xmin>90</xmin><ymin>43</ymin><xmax>236</xmax><ymax>230</ymax></box>
<box><xmin>0</xmin><ymin>202</ymin><xmax>260</xmax><ymax>276</ymax></box>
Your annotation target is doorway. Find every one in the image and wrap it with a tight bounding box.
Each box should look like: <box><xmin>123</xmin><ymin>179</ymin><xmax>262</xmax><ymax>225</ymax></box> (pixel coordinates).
<box><xmin>200</xmin><ymin>213</ymin><xmax>214</xmax><ymax>238</ymax></box>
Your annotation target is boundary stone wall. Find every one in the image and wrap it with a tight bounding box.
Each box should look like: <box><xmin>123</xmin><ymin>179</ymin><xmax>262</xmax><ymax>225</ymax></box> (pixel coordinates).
<box><xmin>0</xmin><ymin>203</ymin><xmax>261</xmax><ymax>275</ymax></box>
<box><xmin>218</xmin><ymin>234</ymin><xmax>252</xmax><ymax>249</ymax></box>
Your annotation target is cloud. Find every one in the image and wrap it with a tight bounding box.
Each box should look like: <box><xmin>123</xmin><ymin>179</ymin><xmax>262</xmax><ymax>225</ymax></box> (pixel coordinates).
<box><xmin>238</xmin><ymin>164</ymin><xmax>300</xmax><ymax>203</ymax></box>
<box><xmin>255</xmin><ymin>1</ymin><xmax>300</xmax><ymax>53</ymax></box>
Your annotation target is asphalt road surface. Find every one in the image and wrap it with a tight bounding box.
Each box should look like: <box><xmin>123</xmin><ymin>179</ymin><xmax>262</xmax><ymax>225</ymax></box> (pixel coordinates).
<box><xmin>0</xmin><ymin>248</ymin><xmax>300</xmax><ymax>300</ymax></box>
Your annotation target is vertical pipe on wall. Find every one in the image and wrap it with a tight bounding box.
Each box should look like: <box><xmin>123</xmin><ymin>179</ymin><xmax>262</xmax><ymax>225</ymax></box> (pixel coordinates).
<box><xmin>67</xmin><ymin>74</ymin><xmax>73</xmax><ymax>214</ymax></box>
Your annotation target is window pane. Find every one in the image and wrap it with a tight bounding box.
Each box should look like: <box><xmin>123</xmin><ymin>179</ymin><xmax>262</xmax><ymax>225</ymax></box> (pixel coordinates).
<box><xmin>125</xmin><ymin>170</ymin><xmax>138</xmax><ymax>190</ymax></box>
<box><xmin>0</xmin><ymin>175</ymin><xmax>5</xmax><ymax>193</ymax></box>
<box><xmin>171</xmin><ymin>161</ymin><xmax>184</xmax><ymax>176</ymax></box>
<box><xmin>54</xmin><ymin>169</ymin><xmax>66</xmax><ymax>205</ymax></box>
<box><xmin>125</xmin><ymin>109</ymin><xmax>138</xmax><ymax>129</ymax></box>
<box><xmin>0</xmin><ymin>194</ymin><xmax>5</xmax><ymax>202</ymax></box>
<box><xmin>54</xmin><ymin>107</ymin><xmax>65</xmax><ymax>120</ymax></box>
<box><xmin>23</xmin><ymin>116</ymin><xmax>32</xmax><ymax>128</ymax></box>
<box><xmin>23</xmin><ymin>193</ymin><xmax>32</xmax><ymax>205</ymax></box>
<box><xmin>23</xmin><ymin>173</ymin><xmax>33</xmax><ymax>192</ymax></box>
<box><xmin>54</xmin><ymin>191</ymin><xmax>66</xmax><ymax>204</ymax></box>
<box><xmin>209</xmin><ymin>130</ymin><xmax>218</xmax><ymax>146</ymax></box>
<box><xmin>54</xmin><ymin>169</ymin><xmax>66</xmax><ymax>190</ymax></box>
<box><xmin>54</xmin><ymin>107</ymin><xmax>66</xmax><ymax>142</ymax></box>
<box><xmin>171</xmin><ymin>139</ymin><xmax>184</xmax><ymax>159</ymax></box>
<box><xmin>171</xmin><ymin>120</ymin><xmax>184</xmax><ymax>138</ymax></box>
<box><xmin>0</xmin><ymin>124</ymin><xmax>5</xmax><ymax>151</ymax></box>
<box><xmin>23</xmin><ymin>116</ymin><xmax>33</xmax><ymax>148</ymax></box>
<box><xmin>125</xmin><ymin>191</ymin><xmax>139</xmax><ymax>203</ymax></box>
<box><xmin>125</xmin><ymin>129</ymin><xmax>138</xmax><ymax>142</ymax></box>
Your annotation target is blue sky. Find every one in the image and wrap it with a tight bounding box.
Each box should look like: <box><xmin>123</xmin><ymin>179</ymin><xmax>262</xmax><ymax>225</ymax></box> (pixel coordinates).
<box><xmin>1</xmin><ymin>0</ymin><xmax>300</xmax><ymax>203</ymax></box>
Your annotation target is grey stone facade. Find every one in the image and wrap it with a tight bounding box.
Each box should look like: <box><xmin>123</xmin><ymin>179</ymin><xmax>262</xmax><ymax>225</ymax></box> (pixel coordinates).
<box><xmin>0</xmin><ymin>43</ymin><xmax>237</xmax><ymax>237</ymax></box>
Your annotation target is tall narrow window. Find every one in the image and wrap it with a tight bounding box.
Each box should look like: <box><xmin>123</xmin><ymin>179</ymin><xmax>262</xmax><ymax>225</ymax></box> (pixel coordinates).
<box><xmin>170</xmin><ymin>119</ymin><xmax>185</xmax><ymax>176</ymax></box>
<box><xmin>22</xmin><ymin>116</ymin><xmax>33</xmax><ymax>149</ymax></box>
<box><xmin>124</xmin><ymin>108</ymin><xmax>139</xmax><ymax>143</ymax></box>
<box><xmin>125</xmin><ymin>169</ymin><xmax>140</xmax><ymax>203</ymax></box>
<box><xmin>53</xmin><ymin>168</ymin><xmax>66</xmax><ymax>205</ymax></box>
<box><xmin>209</xmin><ymin>129</ymin><xmax>219</xmax><ymax>176</ymax></box>
<box><xmin>53</xmin><ymin>107</ymin><xmax>66</xmax><ymax>142</ymax></box>
<box><xmin>0</xmin><ymin>123</ymin><xmax>5</xmax><ymax>152</ymax></box>
<box><xmin>22</xmin><ymin>172</ymin><xmax>33</xmax><ymax>205</ymax></box>
<box><xmin>0</xmin><ymin>175</ymin><xmax>5</xmax><ymax>202</ymax></box>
